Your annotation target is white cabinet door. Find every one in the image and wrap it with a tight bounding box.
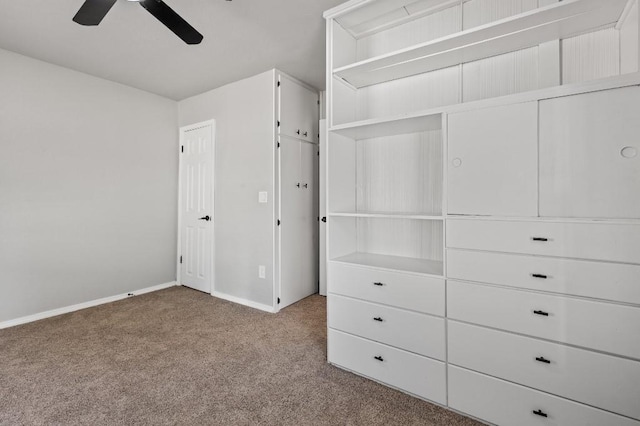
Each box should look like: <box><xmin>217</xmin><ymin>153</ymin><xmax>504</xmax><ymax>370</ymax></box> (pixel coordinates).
<box><xmin>280</xmin><ymin>137</ymin><xmax>302</xmax><ymax>309</ymax></box>
<box><xmin>279</xmin><ymin>137</ymin><xmax>318</xmax><ymax>309</ymax></box>
<box><xmin>540</xmin><ymin>86</ymin><xmax>640</xmax><ymax>219</ymax></box>
<box><xmin>299</xmin><ymin>140</ymin><xmax>319</xmax><ymax>301</ymax></box>
<box><xmin>448</xmin><ymin>102</ymin><xmax>538</xmax><ymax>217</ymax></box>
<box><xmin>279</xmin><ymin>75</ymin><xmax>318</xmax><ymax>143</ymax></box>
<box><xmin>319</xmin><ymin>120</ymin><xmax>327</xmax><ymax>296</ymax></box>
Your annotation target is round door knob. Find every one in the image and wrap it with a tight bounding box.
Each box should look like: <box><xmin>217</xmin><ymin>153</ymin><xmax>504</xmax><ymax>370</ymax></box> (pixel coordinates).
<box><xmin>452</xmin><ymin>158</ymin><xmax>462</xmax><ymax>167</ymax></box>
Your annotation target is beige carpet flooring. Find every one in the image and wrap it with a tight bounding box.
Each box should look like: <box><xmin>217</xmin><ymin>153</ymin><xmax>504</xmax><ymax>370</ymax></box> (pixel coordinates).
<box><xmin>0</xmin><ymin>287</ymin><xmax>481</xmax><ymax>425</ymax></box>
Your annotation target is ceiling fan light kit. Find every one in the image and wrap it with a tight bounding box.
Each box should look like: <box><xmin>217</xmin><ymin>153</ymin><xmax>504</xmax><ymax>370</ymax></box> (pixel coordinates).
<box><xmin>73</xmin><ymin>0</ymin><xmax>203</xmax><ymax>45</ymax></box>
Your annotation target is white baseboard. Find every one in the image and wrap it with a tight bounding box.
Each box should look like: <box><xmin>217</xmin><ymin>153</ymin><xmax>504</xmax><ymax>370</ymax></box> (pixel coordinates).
<box><xmin>211</xmin><ymin>290</ymin><xmax>276</xmax><ymax>313</ymax></box>
<box><xmin>0</xmin><ymin>281</ymin><xmax>178</xmax><ymax>330</ymax></box>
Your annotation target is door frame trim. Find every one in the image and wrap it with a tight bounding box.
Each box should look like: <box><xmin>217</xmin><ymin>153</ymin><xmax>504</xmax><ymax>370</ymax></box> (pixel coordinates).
<box><xmin>177</xmin><ymin>119</ymin><xmax>216</xmax><ymax>294</ymax></box>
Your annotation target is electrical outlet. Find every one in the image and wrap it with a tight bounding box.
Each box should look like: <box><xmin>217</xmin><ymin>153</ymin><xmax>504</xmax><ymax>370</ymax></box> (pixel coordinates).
<box><xmin>258</xmin><ymin>265</ymin><xmax>266</xmax><ymax>279</ymax></box>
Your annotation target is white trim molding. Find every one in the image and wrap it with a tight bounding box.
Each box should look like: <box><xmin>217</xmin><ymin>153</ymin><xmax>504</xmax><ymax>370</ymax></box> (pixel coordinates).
<box><xmin>0</xmin><ymin>281</ymin><xmax>178</xmax><ymax>330</ymax></box>
<box><xmin>211</xmin><ymin>290</ymin><xmax>277</xmax><ymax>313</ymax></box>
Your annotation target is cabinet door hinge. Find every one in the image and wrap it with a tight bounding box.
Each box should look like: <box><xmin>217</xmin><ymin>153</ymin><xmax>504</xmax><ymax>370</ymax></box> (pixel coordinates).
<box><xmin>277</xmin><ymin>81</ymin><xmax>281</xmax><ymax>87</ymax></box>
<box><xmin>277</xmin><ymin>120</ymin><xmax>280</xmax><ymax>128</ymax></box>
<box><xmin>181</xmin><ymin>146</ymin><xmax>184</xmax><ymax>153</ymax></box>
<box><xmin>179</xmin><ymin>255</ymin><xmax>183</xmax><ymax>264</ymax></box>
<box><xmin>277</xmin><ymin>297</ymin><xmax>281</xmax><ymax>304</ymax></box>
<box><xmin>277</xmin><ymin>219</ymin><xmax>281</xmax><ymax>226</ymax></box>
<box><xmin>277</xmin><ymin>142</ymin><xmax>280</xmax><ymax>148</ymax></box>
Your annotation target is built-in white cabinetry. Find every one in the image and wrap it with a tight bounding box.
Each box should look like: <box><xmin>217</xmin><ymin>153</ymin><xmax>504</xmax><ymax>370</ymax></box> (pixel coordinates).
<box><xmin>446</xmin><ymin>88</ymin><xmax>640</xmax><ymax>425</ymax></box>
<box><xmin>277</xmin><ymin>75</ymin><xmax>319</xmax><ymax>309</ymax></box>
<box><xmin>325</xmin><ymin>0</ymin><xmax>640</xmax><ymax>424</ymax></box>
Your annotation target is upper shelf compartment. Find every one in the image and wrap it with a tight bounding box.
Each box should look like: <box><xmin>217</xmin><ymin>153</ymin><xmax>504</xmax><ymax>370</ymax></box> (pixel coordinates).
<box><xmin>333</xmin><ymin>0</ymin><xmax>629</xmax><ymax>88</ymax></box>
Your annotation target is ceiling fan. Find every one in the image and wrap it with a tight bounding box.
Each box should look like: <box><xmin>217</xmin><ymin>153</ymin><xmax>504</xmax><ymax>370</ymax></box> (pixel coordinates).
<box><xmin>73</xmin><ymin>0</ymin><xmax>203</xmax><ymax>45</ymax></box>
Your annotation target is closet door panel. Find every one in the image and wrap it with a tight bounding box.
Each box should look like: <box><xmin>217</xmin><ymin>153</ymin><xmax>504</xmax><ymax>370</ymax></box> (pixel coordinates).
<box><xmin>299</xmin><ymin>141</ymin><xmax>319</xmax><ymax>298</ymax></box>
<box><xmin>447</xmin><ymin>102</ymin><xmax>538</xmax><ymax>217</ymax></box>
<box><xmin>279</xmin><ymin>138</ymin><xmax>302</xmax><ymax>308</ymax></box>
<box><xmin>279</xmin><ymin>75</ymin><xmax>318</xmax><ymax>143</ymax></box>
<box><xmin>540</xmin><ymin>86</ymin><xmax>640</xmax><ymax>219</ymax></box>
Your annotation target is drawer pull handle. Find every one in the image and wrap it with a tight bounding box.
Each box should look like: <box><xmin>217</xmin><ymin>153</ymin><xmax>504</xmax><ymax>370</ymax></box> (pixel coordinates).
<box><xmin>531</xmin><ymin>274</ymin><xmax>548</xmax><ymax>279</ymax></box>
<box><xmin>532</xmin><ymin>237</ymin><xmax>549</xmax><ymax>242</ymax></box>
<box><xmin>536</xmin><ymin>356</ymin><xmax>551</xmax><ymax>364</ymax></box>
<box><xmin>373</xmin><ymin>317</ymin><xmax>384</xmax><ymax>322</ymax></box>
<box><xmin>533</xmin><ymin>310</ymin><xmax>549</xmax><ymax>317</ymax></box>
<box><xmin>374</xmin><ymin>356</ymin><xmax>384</xmax><ymax>362</ymax></box>
<box><xmin>533</xmin><ymin>409</ymin><xmax>548</xmax><ymax>418</ymax></box>
<box><xmin>373</xmin><ymin>282</ymin><xmax>385</xmax><ymax>287</ymax></box>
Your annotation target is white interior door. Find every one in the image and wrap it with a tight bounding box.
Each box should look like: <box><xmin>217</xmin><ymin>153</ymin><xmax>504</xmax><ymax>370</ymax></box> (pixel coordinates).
<box><xmin>179</xmin><ymin>122</ymin><xmax>215</xmax><ymax>293</ymax></box>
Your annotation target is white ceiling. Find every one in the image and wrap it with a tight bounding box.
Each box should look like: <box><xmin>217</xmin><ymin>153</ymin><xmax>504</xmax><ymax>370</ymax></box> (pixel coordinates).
<box><xmin>0</xmin><ymin>0</ymin><xmax>345</xmax><ymax>100</ymax></box>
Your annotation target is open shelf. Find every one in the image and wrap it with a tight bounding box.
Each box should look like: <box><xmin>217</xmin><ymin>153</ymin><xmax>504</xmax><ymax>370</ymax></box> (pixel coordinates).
<box><xmin>333</xmin><ymin>0</ymin><xmax>628</xmax><ymax>88</ymax></box>
<box><xmin>330</xmin><ymin>109</ymin><xmax>442</xmax><ymax>139</ymax></box>
<box><xmin>332</xmin><ymin>252</ymin><xmax>444</xmax><ymax>276</ymax></box>
<box><xmin>330</xmin><ymin>211</ymin><xmax>443</xmax><ymax>220</ymax></box>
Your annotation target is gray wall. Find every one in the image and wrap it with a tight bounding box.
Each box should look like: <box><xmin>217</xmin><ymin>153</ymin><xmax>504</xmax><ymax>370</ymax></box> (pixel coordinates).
<box><xmin>0</xmin><ymin>49</ymin><xmax>179</xmax><ymax>323</ymax></box>
<box><xmin>178</xmin><ymin>70</ymin><xmax>276</xmax><ymax>308</ymax></box>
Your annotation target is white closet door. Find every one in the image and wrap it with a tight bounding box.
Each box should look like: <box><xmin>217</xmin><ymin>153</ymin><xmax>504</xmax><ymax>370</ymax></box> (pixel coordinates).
<box><xmin>299</xmin><ymin>141</ymin><xmax>319</xmax><ymax>300</ymax></box>
<box><xmin>280</xmin><ymin>138</ymin><xmax>319</xmax><ymax>309</ymax></box>
<box><xmin>540</xmin><ymin>86</ymin><xmax>640</xmax><ymax>219</ymax></box>
<box><xmin>279</xmin><ymin>137</ymin><xmax>302</xmax><ymax>309</ymax></box>
<box><xmin>448</xmin><ymin>102</ymin><xmax>538</xmax><ymax>217</ymax></box>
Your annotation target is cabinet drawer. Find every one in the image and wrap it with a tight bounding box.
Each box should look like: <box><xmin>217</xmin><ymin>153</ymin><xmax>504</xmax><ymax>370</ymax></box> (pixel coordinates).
<box><xmin>447</xmin><ymin>280</ymin><xmax>640</xmax><ymax>359</ymax></box>
<box><xmin>328</xmin><ymin>329</ymin><xmax>446</xmax><ymax>404</ymax></box>
<box><xmin>449</xmin><ymin>366</ymin><xmax>640</xmax><ymax>426</ymax></box>
<box><xmin>446</xmin><ymin>219</ymin><xmax>640</xmax><ymax>264</ymax></box>
<box><xmin>448</xmin><ymin>321</ymin><xmax>640</xmax><ymax>420</ymax></box>
<box><xmin>447</xmin><ymin>249</ymin><xmax>640</xmax><ymax>305</ymax></box>
<box><xmin>328</xmin><ymin>262</ymin><xmax>444</xmax><ymax>315</ymax></box>
<box><xmin>328</xmin><ymin>294</ymin><xmax>445</xmax><ymax>360</ymax></box>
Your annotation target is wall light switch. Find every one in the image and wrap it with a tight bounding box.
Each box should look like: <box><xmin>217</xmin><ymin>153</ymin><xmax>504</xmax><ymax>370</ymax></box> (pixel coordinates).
<box><xmin>258</xmin><ymin>191</ymin><xmax>268</xmax><ymax>203</ymax></box>
<box><xmin>259</xmin><ymin>265</ymin><xmax>266</xmax><ymax>279</ymax></box>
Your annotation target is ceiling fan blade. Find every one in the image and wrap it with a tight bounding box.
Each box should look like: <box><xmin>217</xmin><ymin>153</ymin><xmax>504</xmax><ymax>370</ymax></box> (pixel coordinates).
<box><xmin>139</xmin><ymin>0</ymin><xmax>203</xmax><ymax>45</ymax></box>
<box><xmin>73</xmin><ymin>0</ymin><xmax>117</xmax><ymax>26</ymax></box>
